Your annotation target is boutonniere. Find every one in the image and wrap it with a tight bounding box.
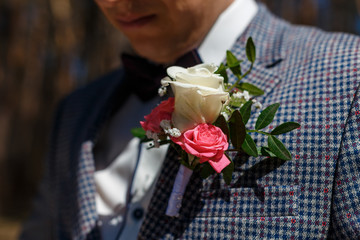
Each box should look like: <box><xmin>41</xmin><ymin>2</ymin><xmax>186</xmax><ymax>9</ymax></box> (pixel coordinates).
<box><xmin>132</xmin><ymin>38</ymin><xmax>300</xmax><ymax>217</ymax></box>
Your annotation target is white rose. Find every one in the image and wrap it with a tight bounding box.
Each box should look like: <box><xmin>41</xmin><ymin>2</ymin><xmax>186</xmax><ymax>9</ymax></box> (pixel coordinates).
<box><xmin>162</xmin><ymin>63</ymin><xmax>229</xmax><ymax>132</ymax></box>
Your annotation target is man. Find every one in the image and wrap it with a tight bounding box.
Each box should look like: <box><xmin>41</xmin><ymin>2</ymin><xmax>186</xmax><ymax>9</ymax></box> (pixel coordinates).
<box><xmin>21</xmin><ymin>0</ymin><xmax>360</xmax><ymax>239</ymax></box>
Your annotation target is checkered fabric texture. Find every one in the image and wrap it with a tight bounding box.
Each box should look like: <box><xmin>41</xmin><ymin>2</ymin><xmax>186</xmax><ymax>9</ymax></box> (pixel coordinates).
<box><xmin>76</xmin><ymin>141</ymin><xmax>98</xmax><ymax>240</ymax></box>
<box><xmin>139</xmin><ymin>5</ymin><xmax>360</xmax><ymax>240</ymax></box>
<box><xmin>20</xmin><ymin>4</ymin><xmax>360</xmax><ymax>240</ymax></box>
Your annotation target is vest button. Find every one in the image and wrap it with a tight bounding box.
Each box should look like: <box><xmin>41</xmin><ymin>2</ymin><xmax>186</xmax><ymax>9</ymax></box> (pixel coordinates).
<box><xmin>133</xmin><ymin>207</ymin><xmax>144</xmax><ymax>220</ymax></box>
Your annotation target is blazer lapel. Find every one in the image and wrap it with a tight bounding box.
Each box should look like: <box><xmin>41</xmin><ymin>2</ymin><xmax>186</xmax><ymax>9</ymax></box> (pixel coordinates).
<box><xmin>75</xmin><ymin>141</ymin><xmax>98</xmax><ymax>240</ymax></box>
<box><xmin>227</xmin><ymin>5</ymin><xmax>288</xmax><ymax>103</ymax></box>
<box><xmin>138</xmin><ymin>147</ymin><xmax>204</xmax><ymax>240</ymax></box>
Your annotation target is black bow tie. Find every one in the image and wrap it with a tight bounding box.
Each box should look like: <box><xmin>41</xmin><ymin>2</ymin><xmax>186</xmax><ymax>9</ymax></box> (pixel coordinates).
<box><xmin>121</xmin><ymin>50</ymin><xmax>202</xmax><ymax>102</ymax></box>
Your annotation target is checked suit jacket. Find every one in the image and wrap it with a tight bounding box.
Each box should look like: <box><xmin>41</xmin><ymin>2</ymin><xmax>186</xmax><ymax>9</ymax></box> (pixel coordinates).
<box><xmin>21</xmin><ymin>5</ymin><xmax>360</xmax><ymax>240</ymax></box>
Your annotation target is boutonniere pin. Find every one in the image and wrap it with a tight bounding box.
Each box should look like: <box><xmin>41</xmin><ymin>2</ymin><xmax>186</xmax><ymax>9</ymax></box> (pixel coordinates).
<box><xmin>132</xmin><ymin>38</ymin><xmax>300</xmax><ymax>217</ymax></box>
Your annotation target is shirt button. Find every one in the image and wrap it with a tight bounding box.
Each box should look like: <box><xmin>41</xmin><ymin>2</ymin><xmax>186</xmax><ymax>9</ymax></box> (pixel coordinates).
<box><xmin>133</xmin><ymin>207</ymin><xmax>144</xmax><ymax>220</ymax></box>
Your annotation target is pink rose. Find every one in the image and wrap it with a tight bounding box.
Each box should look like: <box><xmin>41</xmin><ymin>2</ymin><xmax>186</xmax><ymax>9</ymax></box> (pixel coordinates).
<box><xmin>172</xmin><ymin>123</ymin><xmax>230</xmax><ymax>173</ymax></box>
<box><xmin>140</xmin><ymin>98</ymin><xmax>175</xmax><ymax>133</ymax></box>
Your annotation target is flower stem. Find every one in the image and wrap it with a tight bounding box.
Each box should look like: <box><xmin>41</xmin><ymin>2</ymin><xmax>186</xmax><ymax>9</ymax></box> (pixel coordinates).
<box><xmin>246</xmin><ymin>129</ymin><xmax>270</xmax><ymax>136</ymax></box>
<box><xmin>227</xmin><ymin>63</ymin><xmax>254</xmax><ymax>92</ymax></box>
<box><xmin>166</xmin><ymin>165</ymin><xmax>193</xmax><ymax>217</ymax></box>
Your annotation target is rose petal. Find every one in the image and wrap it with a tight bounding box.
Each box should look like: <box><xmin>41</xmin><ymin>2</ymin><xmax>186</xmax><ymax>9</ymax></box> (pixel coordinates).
<box><xmin>140</xmin><ymin>98</ymin><xmax>174</xmax><ymax>133</ymax></box>
<box><xmin>199</xmin><ymin>151</ymin><xmax>217</xmax><ymax>159</ymax></box>
<box><xmin>183</xmin><ymin>142</ymin><xmax>200</xmax><ymax>156</ymax></box>
<box><xmin>167</xmin><ymin>66</ymin><xmax>187</xmax><ymax>79</ymax></box>
<box><xmin>171</xmin><ymin>135</ymin><xmax>185</xmax><ymax>147</ymax></box>
<box><xmin>208</xmin><ymin>154</ymin><xmax>231</xmax><ymax>173</ymax></box>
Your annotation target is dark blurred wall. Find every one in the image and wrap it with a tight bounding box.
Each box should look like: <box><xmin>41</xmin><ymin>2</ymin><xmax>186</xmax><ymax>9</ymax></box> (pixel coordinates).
<box><xmin>0</xmin><ymin>0</ymin><xmax>359</xmax><ymax>239</ymax></box>
<box><xmin>0</xmin><ymin>0</ymin><xmax>125</xmax><ymax>238</ymax></box>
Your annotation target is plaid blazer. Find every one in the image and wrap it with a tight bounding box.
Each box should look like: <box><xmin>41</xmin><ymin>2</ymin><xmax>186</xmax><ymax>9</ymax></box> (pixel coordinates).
<box><xmin>21</xmin><ymin>5</ymin><xmax>360</xmax><ymax>240</ymax></box>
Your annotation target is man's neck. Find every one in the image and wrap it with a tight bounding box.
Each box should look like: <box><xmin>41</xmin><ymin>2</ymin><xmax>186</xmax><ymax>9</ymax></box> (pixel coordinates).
<box><xmin>198</xmin><ymin>0</ymin><xmax>258</xmax><ymax>64</ymax></box>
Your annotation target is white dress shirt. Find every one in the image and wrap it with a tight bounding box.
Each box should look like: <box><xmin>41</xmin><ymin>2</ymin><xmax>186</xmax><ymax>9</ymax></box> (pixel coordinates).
<box><xmin>94</xmin><ymin>0</ymin><xmax>258</xmax><ymax>239</ymax></box>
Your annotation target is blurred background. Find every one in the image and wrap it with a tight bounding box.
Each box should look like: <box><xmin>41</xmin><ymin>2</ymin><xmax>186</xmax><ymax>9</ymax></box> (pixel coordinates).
<box><xmin>0</xmin><ymin>0</ymin><xmax>359</xmax><ymax>239</ymax></box>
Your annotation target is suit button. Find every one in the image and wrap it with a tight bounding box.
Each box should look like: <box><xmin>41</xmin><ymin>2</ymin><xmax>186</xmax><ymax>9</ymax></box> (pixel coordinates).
<box><xmin>133</xmin><ymin>208</ymin><xmax>144</xmax><ymax>220</ymax></box>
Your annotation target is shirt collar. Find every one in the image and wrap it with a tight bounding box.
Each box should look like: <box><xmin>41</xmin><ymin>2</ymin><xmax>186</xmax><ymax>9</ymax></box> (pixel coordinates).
<box><xmin>198</xmin><ymin>0</ymin><xmax>258</xmax><ymax>64</ymax></box>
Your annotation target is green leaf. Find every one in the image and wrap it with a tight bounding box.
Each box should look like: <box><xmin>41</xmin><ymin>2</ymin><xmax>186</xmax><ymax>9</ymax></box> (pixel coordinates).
<box><xmin>268</xmin><ymin>135</ymin><xmax>292</xmax><ymax>160</ymax></box>
<box><xmin>228</xmin><ymin>110</ymin><xmax>246</xmax><ymax>149</ymax></box>
<box><xmin>180</xmin><ymin>152</ymin><xmax>192</xmax><ymax>169</ymax></box>
<box><xmin>239</xmin><ymin>100</ymin><xmax>253</xmax><ymax>125</ymax></box>
<box><xmin>255</xmin><ymin>103</ymin><xmax>280</xmax><ymax>130</ymax></box>
<box><xmin>215</xmin><ymin>63</ymin><xmax>229</xmax><ymax>83</ymax></box>
<box><xmin>171</xmin><ymin>143</ymin><xmax>183</xmax><ymax>155</ymax></box>
<box><xmin>226</xmin><ymin>50</ymin><xmax>242</xmax><ymax>76</ymax></box>
<box><xmin>214</xmin><ymin>115</ymin><xmax>230</xmax><ymax>141</ymax></box>
<box><xmin>200</xmin><ymin>162</ymin><xmax>215</xmax><ymax>179</ymax></box>
<box><xmin>241</xmin><ymin>134</ymin><xmax>258</xmax><ymax>157</ymax></box>
<box><xmin>271</xmin><ymin>122</ymin><xmax>301</xmax><ymax>135</ymax></box>
<box><xmin>238</xmin><ymin>82</ymin><xmax>264</xmax><ymax>96</ymax></box>
<box><xmin>222</xmin><ymin>157</ymin><xmax>234</xmax><ymax>185</ymax></box>
<box><xmin>258</xmin><ymin>146</ymin><xmax>277</xmax><ymax>157</ymax></box>
<box><xmin>131</xmin><ymin>127</ymin><xmax>146</xmax><ymax>138</ymax></box>
<box><xmin>246</xmin><ymin>37</ymin><xmax>256</xmax><ymax>63</ymax></box>
<box><xmin>226</xmin><ymin>50</ymin><xmax>240</xmax><ymax>67</ymax></box>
